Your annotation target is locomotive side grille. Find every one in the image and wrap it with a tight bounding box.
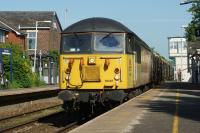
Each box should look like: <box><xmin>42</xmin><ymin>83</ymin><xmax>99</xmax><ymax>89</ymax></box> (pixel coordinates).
<box><xmin>82</xmin><ymin>66</ymin><xmax>100</xmax><ymax>82</ymax></box>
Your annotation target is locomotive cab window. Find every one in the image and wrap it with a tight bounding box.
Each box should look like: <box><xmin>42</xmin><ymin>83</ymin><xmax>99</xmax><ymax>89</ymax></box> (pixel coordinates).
<box><xmin>94</xmin><ymin>33</ymin><xmax>125</xmax><ymax>52</ymax></box>
<box><xmin>133</xmin><ymin>42</ymin><xmax>141</xmax><ymax>64</ymax></box>
<box><xmin>61</xmin><ymin>33</ymin><xmax>92</xmax><ymax>53</ymax></box>
<box><xmin>126</xmin><ymin>34</ymin><xmax>135</xmax><ymax>54</ymax></box>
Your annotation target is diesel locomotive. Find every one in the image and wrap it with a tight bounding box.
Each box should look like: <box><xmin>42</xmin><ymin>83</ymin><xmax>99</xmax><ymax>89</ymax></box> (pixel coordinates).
<box><xmin>58</xmin><ymin>17</ymin><xmax>172</xmax><ymax>112</ymax></box>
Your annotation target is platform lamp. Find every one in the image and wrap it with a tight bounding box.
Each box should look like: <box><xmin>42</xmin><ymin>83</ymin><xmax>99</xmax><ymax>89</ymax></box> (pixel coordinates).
<box><xmin>33</xmin><ymin>20</ymin><xmax>52</xmax><ymax>73</ymax></box>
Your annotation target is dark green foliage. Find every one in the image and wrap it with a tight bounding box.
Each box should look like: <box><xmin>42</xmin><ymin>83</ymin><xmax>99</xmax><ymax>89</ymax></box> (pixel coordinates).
<box><xmin>33</xmin><ymin>73</ymin><xmax>46</xmax><ymax>87</ymax></box>
<box><xmin>186</xmin><ymin>1</ymin><xmax>200</xmax><ymax>41</ymax></box>
<box><xmin>0</xmin><ymin>43</ymin><xmax>34</xmax><ymax>88</ymax></box>
<box><xmin>48</xmin><ymin>50</ymin><xmax>59</xmax><ymax>61</ymax></box>
<box><xmin>48</xmin><ymin>50</ymin><xmax>59</xmax><ymax>75</ymax></box>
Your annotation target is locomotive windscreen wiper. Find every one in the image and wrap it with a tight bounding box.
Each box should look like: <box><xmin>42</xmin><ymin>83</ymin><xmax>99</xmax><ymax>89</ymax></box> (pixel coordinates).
<box><xmin>73</xmin><ymin>33</ymin><xmax>83</xmax><ymax>44</ymax></box>
<box><xmin>101</xmin><ymin>33</ymin><xmax>112</xmax><ymax>40</ymax></box>
<box><xmin>99</xmin><ymin>33</ymin><xmax>119</xmax><ymax>47</ymax></box>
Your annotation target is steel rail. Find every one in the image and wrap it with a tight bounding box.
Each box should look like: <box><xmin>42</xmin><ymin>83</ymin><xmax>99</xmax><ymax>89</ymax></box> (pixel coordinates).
<box><xmin>0</xmin><ymin>106</ymin><xmax>64</xmax><ymax>132</ymax></box>
<box><xmin>0</xmin><ymin>104</ymin><xmax>62</xmax><ymax>121</ymax></box>
<box><xmin>55</xmin><ymin>121</ymin><xmax>79</xmax><ymax>133</ymax></box>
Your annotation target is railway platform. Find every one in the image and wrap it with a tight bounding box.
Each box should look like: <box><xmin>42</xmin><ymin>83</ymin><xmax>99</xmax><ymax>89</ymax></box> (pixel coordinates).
<box><xmin>69</xmin><ymin>82</ymin><xmax>200</xmax><ymax>133</ymax></box>
<box><xmin>0</xmin><ymin>85</ymin><xmax>59</xmax><ymax>106</ymax></box>
<box><xmin>0</xmin><ymin>85</ymin><xmax>58</xmax><ymax>96</ymax></box>
<box><xmin>0</xmin><ymin>85</ymin><xmax>62</xmax><ymax>121</ymax></box>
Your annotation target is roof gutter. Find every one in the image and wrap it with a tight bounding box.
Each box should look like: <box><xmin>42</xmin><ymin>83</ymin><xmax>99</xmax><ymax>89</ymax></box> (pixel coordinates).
<box><xmin>18</xmin><ymin>25</ymin><xmax>51</xmax><ymax>30</ymax></box>
<box><xmin>0</xmin><ymin>27</ymin><xmax>10</xmax><ymax>32</ymax></box>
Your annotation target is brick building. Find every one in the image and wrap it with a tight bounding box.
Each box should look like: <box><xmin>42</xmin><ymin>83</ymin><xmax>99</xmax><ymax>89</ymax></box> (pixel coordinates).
<box><xmin>0</xmin><ymin>11</ymin><xmax>62</xmax><ymax>53</ymax></box>
<box><xmin>0</xmin><ymin>20</ymin><xmax>26</xmax><ymax>46</ymax></box>
<box><xmin>0</xmin><ymin>11</ymin><xmax>62</xmax><ymax>84</ymax></box>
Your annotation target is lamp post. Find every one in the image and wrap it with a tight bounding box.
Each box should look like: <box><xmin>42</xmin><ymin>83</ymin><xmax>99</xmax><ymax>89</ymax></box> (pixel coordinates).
<box><xmin>33</xmin><ymin>20</ymin><xmax>51</xmax><ymax>73</ymax></box>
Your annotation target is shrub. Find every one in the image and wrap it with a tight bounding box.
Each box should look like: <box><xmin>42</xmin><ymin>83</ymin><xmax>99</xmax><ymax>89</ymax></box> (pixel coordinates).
<box><xmin>33</xmin><ymin>73</ymin><xmax>46</xmax><ymax>87</ymax></box>
<box><xmin>0</xmin><ymin>43</ymin><xmax>34</xmax><ymax>88</ymax></box>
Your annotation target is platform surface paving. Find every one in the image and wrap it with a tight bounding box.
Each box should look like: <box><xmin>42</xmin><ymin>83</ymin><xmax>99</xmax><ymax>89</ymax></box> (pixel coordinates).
<box><xmin>69</xmin><ymin>82</ymin><xmax>200</xmax><ymax>133</ymax></box>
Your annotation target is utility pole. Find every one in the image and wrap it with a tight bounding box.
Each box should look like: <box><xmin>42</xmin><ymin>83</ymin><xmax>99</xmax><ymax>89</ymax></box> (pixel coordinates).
<box><xmin>39</xmin><ymin>50</ymin><xmax>42</xmax><ymax>79</ymax></box>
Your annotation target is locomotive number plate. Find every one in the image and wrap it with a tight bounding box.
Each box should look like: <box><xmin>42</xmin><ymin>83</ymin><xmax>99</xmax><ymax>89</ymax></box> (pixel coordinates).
<box><xmin>82</xmin><ymin>66</ymin><xmax>100</xmax><ymax>82</ymax></box>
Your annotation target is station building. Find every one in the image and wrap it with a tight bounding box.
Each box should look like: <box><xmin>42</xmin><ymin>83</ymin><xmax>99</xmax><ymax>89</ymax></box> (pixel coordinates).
<box><xmin>168</xmin><ymin>37</ymin><xmax>191</xmax><ymax>82</ymax></box>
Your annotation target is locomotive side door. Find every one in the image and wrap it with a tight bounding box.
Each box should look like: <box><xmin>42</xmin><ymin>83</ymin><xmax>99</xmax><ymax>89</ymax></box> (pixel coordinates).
<box><xmin>133</xmin><ymin>51</ymin><xmax>137</xmax><ymax>84</ymax></box>
<box><xmin>133</xmin><ymin>40</ymin><xmax>141</xmax><ymax>87</ymax></box>
<box><xmin>127</xmin><ymin>34</ymin><xmax>138</xmax><ymax>87</ymax></box>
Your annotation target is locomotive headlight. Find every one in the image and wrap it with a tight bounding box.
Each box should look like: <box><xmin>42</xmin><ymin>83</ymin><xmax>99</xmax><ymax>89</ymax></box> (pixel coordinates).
<box><xmin>66</xmin><ymin>74</ymin><xmax>70</xmax><ymax>81</ymax></box>
<box><xmin>88</xmin><ymin>57</ymin><xmax>96</xmax><ymax>65</ymax></box>
<box><xmin>114</xmin><ymin>75</ymin><xmax>119</xmax><ymax>80</ymax></box>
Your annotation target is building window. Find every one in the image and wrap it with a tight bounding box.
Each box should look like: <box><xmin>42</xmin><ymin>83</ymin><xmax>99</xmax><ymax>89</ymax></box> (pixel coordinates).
<box><xmin>174</xmin><ymin>42</ymin><xmax>178</xmax><ymax>49</ymax></box>
<box><xmin>170</xmin><ymin>42</ymin><xmax>178</xmax><ymax>50</ymax></box>
<box><xmin>183</xmin><ymin>42</ymin><xmax>187</xmax><ymax>50</ymax></box>
<box><xmin>170</xmin><ymin>43</ymin><xmax>174</xmax><ymax>50</ymax></box>
<box><xmin>0</xmin><ymin>30</ymin><xmax>5</xmax><ymax>43</ymax></box>
<box><xmin>27</xmin><ymin>32</ymin><xmax>36</xmax><ymax>50</ymax></box>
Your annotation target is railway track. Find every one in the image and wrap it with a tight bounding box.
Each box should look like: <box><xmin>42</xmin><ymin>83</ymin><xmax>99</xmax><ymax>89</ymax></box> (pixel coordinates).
<box><xmin>0</xmin><ymin>87</ymin><xmax>60</xmax><ymax>106</ymax></box>
<box><xmin>0</xmin><ymin>104</ymin><xmax>109</xmax><ymax>133</ymax></box>
<box><xmin>0</xmin><ymin>86</ymin><xmax>153</xmax><ymax>133</ymax></box>
<box><xmin>55</xmin><ymin>122</ymin><xmax>79</xmax><ymax>133</ymax></box>
<box><xmin>0</xmin><ymin>104</ymin><xmax>89</xmax><ymax>133</ymax></box>
<box><xmin>0</xmin><ymin>105</ymin><xmax>63</xmax><ymax>132</ymax></box>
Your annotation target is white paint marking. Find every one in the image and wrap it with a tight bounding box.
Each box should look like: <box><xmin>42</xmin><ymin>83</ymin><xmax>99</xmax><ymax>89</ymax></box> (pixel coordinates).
<box><xmin>123</xmin><ymin>110</ymin><xmax>147</xmax><ymax>133</ymax></box>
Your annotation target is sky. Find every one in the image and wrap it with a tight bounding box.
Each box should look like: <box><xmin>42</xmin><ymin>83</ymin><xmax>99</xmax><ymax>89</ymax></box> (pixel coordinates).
<box><xmin>0</xmin><ymin>0</ymin><xmax>192</xmax><ymax>58</ymax></box>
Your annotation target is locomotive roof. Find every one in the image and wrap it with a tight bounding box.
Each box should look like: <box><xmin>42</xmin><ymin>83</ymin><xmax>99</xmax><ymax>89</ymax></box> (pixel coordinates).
<box><xmin>63</xmin><ymin>17</ymin><xmax>133</xmax><ymax>33</ymax></box>
<box><xmin>63</xmin><ymin>17</ymin><xmax>151</xmax><ymax>50</ymax></box>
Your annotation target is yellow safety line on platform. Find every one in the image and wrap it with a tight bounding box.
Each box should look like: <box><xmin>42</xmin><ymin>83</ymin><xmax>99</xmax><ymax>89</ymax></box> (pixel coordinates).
<box><xmin>172</xmin><ymin>89</ymin><xmax>180</xmax><ymax>133</ymax></box>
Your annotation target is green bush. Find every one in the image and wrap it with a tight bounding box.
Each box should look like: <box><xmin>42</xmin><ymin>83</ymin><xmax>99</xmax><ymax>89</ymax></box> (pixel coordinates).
<box><xmin>33</xmin><ymin>73</ymin><xmax>46</xmax><ymax>87</ymax></box>
<box><xmin>8</xmin><ymin>80</ymin><xmax>21</xmax><ymax>89</ymax></box>
<box><xmin>0</xmin><ymin>43</ymin><xmax>40</xmax><ymax>88</ymax></box>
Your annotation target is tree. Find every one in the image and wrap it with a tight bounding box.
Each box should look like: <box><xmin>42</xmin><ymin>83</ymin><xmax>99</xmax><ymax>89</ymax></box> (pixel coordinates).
<box><xmin>186</xmin><ymin>0</ymin><xmax>200</xmax><ymax>41</ymax></box>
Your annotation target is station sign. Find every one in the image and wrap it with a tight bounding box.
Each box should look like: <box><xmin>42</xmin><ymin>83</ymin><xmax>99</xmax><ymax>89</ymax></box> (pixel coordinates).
<box><xmin>2</xmin><ymin>49</ymin><xmax>11</xmax><ymax>55</ymax></box>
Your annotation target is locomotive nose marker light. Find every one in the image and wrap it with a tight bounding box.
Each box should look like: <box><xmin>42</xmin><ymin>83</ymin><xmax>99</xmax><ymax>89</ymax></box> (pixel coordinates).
<box><xmin>88</xmin><ymin>57</ymin><xmax>96</xmax><ymax>65</ymax></box>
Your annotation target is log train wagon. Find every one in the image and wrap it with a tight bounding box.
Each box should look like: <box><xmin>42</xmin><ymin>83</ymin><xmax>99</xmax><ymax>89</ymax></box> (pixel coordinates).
<box><xmin>58</xmin><ymin>17</ymin><xmax>171</xmax><ymax>111</ymax></box>
<box><xmin>151</xmin><ymin>52</ymin><xmax>173</xmax><ymax>84</ymax></box>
